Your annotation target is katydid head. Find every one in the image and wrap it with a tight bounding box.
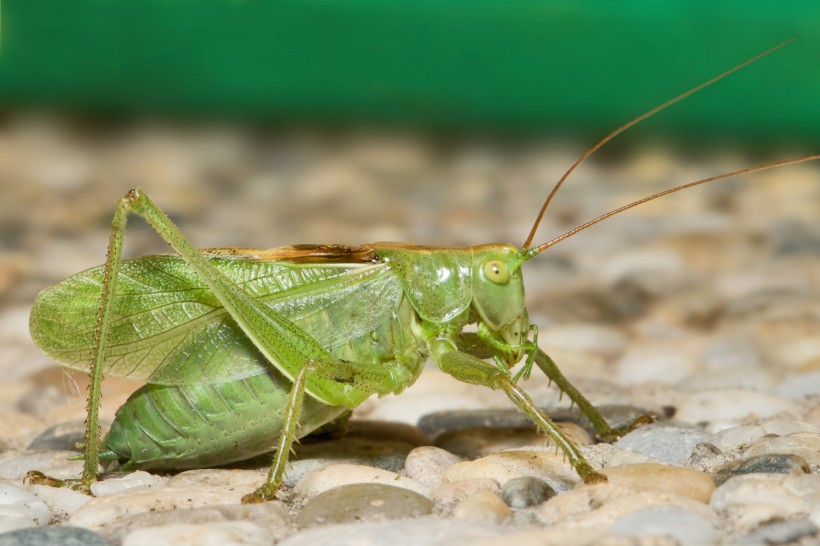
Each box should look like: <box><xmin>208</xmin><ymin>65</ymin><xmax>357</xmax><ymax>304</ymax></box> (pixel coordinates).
<box><xmin>469</xmin><ymin>245</ymin><xmax>533</xmax><ymax>363</ymax></box>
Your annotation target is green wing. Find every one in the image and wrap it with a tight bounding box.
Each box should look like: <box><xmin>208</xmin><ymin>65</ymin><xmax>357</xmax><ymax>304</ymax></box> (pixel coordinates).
<box><xmin>30</xmin><ymin>255</ymin><xmax>402</xmax><ymax>385</ymax></box>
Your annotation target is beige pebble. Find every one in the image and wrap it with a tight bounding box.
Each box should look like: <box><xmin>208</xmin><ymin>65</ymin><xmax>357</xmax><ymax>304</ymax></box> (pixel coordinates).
<box><xmin>539</xmin><ymin>482</ymin><xmax>717</xmax><ymax>529</ymax></box>
<box><xmin>122</xmin><ymin>521</ymin><xmax>271</xmax><ymax>546</ymax></box>
<box><xmin>433</xmin><ymin>478</ymin><xmax>500</xmax><ymax>506</ymax></box>
<box><xmin>743</xmin><ymin>432</ymin><xmax>820</xmax><ymax>466</ymax></box>
<box><xmin>474</xmin><ymin>527</ymin><xmax>606</xmax><ymax>546</ymax></box>
<box><xmin>166</xmin><ymin>469</ymin><xmax>266</xmax><ymax>490</ymax></box>
<box><xmin>452</xmin><ymin>490</ymin><xmax>511</xmax><ymax>524</ymax></box>
<box><xmin>603</xmin><ymin>464</ymin><xmax>716</xmax><ymax>503</ymax></box>
<box><xmin>443</xmin><ymin>450</ymin><xmax>578</xmax><ymax>490</ymax></box>
<box><xmin>293</xmin><ymin>463</ymin><xmax>430</xmax><ymax>499</ymax></box>
<box><xmin>404</xmin><ymin>446</ymin><xmax>462</xmax><ymax>490</ymax></box>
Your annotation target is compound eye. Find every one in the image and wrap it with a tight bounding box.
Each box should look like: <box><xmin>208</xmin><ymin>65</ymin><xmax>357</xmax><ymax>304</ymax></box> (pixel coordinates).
<box><xmin>483</xmin><ymin>260</ymin><xmax>509</xmax><ymax>285</ymax></box>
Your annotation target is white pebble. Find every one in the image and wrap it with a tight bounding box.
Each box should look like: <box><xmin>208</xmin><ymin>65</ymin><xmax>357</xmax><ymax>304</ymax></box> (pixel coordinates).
<box><xmin>123</xmin><ymin>521</ymin><xmax>270</xmax><ymax>546</ymax></box>
<box><xmin>452</xmin><ymin>490</ymin><xmax>511</xmax><ymax>523</ymax></box>
<box><xmin>614</xmin><ymin>425</ymin><xmax>714</xmax><ymax>465</ymax></box>
<box><xmin>0</xmin><ymin>481</ymin><xmax>51</xmax><ymax>526</ymax></box>
<box><xmin>443</xmin><ymin>450</ymin><xmax>578</xmax><ymax>492</ymax></box>
<box><xmin>404</xmin><ymin>446</ymin><xmax>461</xmax><ymax>490</ymax></box>
<box><xmin>609</xmin><ymin>505</ymin><xmax>718</xmax><ymax>546</ymax></box>
<box><xmin>294</xmin><ymin>464</ymin><xmax>430</xmax><ymax>499</ymax></box>
<box><xmin>432</xmin><ymin>478</ymin><xmax>500</xmax><ymax>506</ymax></box>
<box><xmin>743</xmin><ymin>432</ymin><xmax>820</xmax><ymax>466</ymax></box>
<box><xmin>714</xmin><ymin>424</ymin><xmax>767</xmax><ymax>451</ymax></box>
<box><xmin>90</xmin><ymin>470</ymin><xmax>167</xmax><ymax>496</ymax></box>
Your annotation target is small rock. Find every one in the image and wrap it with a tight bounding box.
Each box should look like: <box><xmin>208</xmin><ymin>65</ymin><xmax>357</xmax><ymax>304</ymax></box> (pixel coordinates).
<box><xmin>293</xmin><ymin>464</ymin><xmax>430</xmax><ymax>499</ymax></box>
<box><xmin>687</xmin><ymin>442</ymin><xmax>723</xmax><ymax>468</ymax></box>
<box><xmin>277</xmin><ymin>518</ymin><xmax>509</xmax><ymax>546</ymax></box>
<box><xmin>614</xmin><ymin>425</ymin><xmax>714</xmax><ymax>465</ymax></box>
<box><xmin>443</xmin><ymin>450</ymin><xmax>578</xmax><ymax>492</ymax></box>
<box><xmin>715</xmin><ymin>424</ymin><xmax>768</xmax><ymax>451</ymax></box>
<box><xmin>676</xmin><ymin>390</ymin><xmax>798</xmax><ymax>426</ymax></box>
<box><xmin>609</xmin><ymin>505</ymin><xmax>718</xmax><ymax>546</ymax></box>
<box><xmin>0</xmin><ymin>451</ymin><xmax>87</xmax><ymax>481</ymax></box>
<box><xmin>122</xmin><ymin>521</ymin><xmax>270</xmax><ymax>546</ymax></box>
<box><xmin>710</xmin><ymin>474</ymin><xmax>820</xmax><ymax>530</ymax></box>
<box><xmin>27</xmin><ymin>483</ymin><xmax>91</xmax><ymax>521</ymax></box>
<box><xmin>738</xmin><ymin>517</ymin><xmax>818</xmax><ymax>545</ymax></box>
<box><xmin>0</xmin><ymin>481</ymin><xmax>51</xmax><ymax>528</ymax></box>
<box><xmin>90</xmin><ymin>471</ymin><xmax>166</xmax><ymax>497</ymax></box>
<box><xmin>743</xmin><ymin>432</ymin><xmax>820</xmax><ymax>466</ymax></box>
<box><xmin>713</xmin><ymin>454</ymin><xmax>811</xmax><ymax>486</ymax></box>
<box><xmin>403</xmin><ymin>446</ymin><xmax>461</xmax><ymax>490</ymax></box>
<box><xmin>452</xmin><ymin>490</ymin><xmax>511</xmax><ymax>523</ymax></box>
<box><xmin>27</xmin><ymin>421</ymin><xmax>86</xmax><ymax>452</ymax></box>
<box><xmin>434</xmin><ymin>423</ymin><xmax>590</xmax><ymax>458</ymax></box>
<box><xmin>0</xmin><ymin>526</ymin><xmax>112</xmax><ymax>546</ymax></box>
<box><xmin>432</xmin><ymin>478</ymin><xmax>500</xmax><ymax>506</ymax></box>
<box><xmin>500</xmin><ymin>476</ymin><xmax>555</xmax><ymax>508</ymax></box>
<box><xmin>774</xmin><ymin>371</ymin><xmax>820</xmax><ymax>399</ymax></box>
<box><xmin>616</xmin><ymin>347</ymin><xmax>699</xmax><ymax>386</ymax></box>
<box><xmin>603</xmin><ymin>464</ymin><xmax>716</xmax><ymax>503</ymax></box>
<box><xmin>296</xmin><ymin>484</ymin><xmax>433</xmax><ymax>528</ymax></box>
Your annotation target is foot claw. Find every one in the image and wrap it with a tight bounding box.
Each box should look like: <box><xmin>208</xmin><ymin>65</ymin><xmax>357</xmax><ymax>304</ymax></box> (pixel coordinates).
<box><xmin>25</xmin><ymin>470</ymin><xmax>93</xmax><ymax>495</ymax></box>
<box><xmin>241</xmin><ymin>484</ymin><xmax>280</xmax><ymax>504</ymax></box>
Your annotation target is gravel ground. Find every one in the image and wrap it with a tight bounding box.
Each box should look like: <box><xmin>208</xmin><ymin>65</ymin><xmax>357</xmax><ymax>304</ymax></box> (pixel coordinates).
<box><xmin>1</xmin><ymin>116</ymin><xmax>819</xmax><ymax>545</ymax></box>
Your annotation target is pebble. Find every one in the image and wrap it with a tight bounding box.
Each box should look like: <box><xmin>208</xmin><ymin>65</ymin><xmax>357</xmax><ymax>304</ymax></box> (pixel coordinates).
<box><xmin>90</xmin><ymin>471</ymin><xmax>167</xmax><ymax>497</ymax></box>
<box><xmin>616</xmin><ymin>347</ymin><xmax>699</xmax><ymax>386</ymax></box>
<box><xmin>122</xmin><ymin>521</ymin><xmax>271</xmax><ymax>546</ymax></box>
<box><xmin>537</xmin><ymin>324</ymin><xmax>628</xmax><ymax>362</ymax></box>
<box><xmin>774</xmin><ymin>371</ymin><xmax>820</xmax><ymax>399</ymax></box>
<box><xmin>603</xmin><ymin>464</ymin><xmax>716</xmax><ymax>503</ymax></box>
<box><xmin>0</xmin><ymin>525</ymin><xmax>112</xmax><ymax>546</ymax></box>
<box><xmin>609</xmin><ymin>504</ymin><xmax>718</xmax><ymax>546</ymax></box>
<box><xmin>0</xmin><ymin>481</ymin><xmax>51</xmax><ymax>531</ymax></box>
<box><xmin>403</xmin><ymin>446</ymin><xmax>461</xmax><ymax>490</ymax></box>
<box><xmin>296</xmin><ymin>483</ymin><xmax>432</xmax><ymax>528</ymax></box>
<box><xmin>712</xmin><ymin>454</ymin><xmax>811</xmax><ymax>486</ymax></box>
<box><xmin>737</xmin><ymin>518</ymin><xmax>819</xmax><ymax>545</ymax></box>
<box><xmin>434</xmin><ymin>422</ymin><xmax>591</xmax><ymax>458</ymax></box>
<box><xmin>451</xmin><ymin>490</ymin><xmax>511</xmax><ymax>523</ymax></box>
<box><xmin>714</xmin><ymin>424</ymin><xmax>768</xmax><ymax>451</ymax></box>
<box><xmin>278</xmin><ymin>518</ymin><xmax>509</xmax><ymax>546</ymax></box>
<box><xmin>0</xmin><ymin>451</ymin><xmax>87</xmax><ymax>481</ymax></box>
<box><xmin>293</xmin><ymin>464</ymin><xmax>430</xmax><ymax>499</ymax></box>
<box><xmin>431</xmin><ymin>478</ymin><xmax>500</xmax><ymax>506</ymax></box>
<box><xmin>26</xmin><ymin>483</ymin><xmax>91</xmax><ymax>521</ymax></box>
<box><xmin>500</xmin><ymin>476</ymin><xmax>555</xmax><ymax>508</ymax></box>
<box><xmin>538</xmin><ymin>482</ymin><xmax>717</xmax><ymax>528</ymax></box>
<box><xmin>443</xmin><ymin>450</ymin><xmax>578</xmax><ymax>492</ymax></box>
<box><xmin>26</xmin><ymin>421</ymin><xmax>86</xmax><ymax>452</ymax></box>
<box><xmin>675</xmin><ymin>390</ymin><xmax>798</xmax><ymax>427</ymax></box>
<box><xmin>614</xmin><ymin>425</ymin><xmax>714</xmax><ymax>465</ymax></box>
<box><xmin>742</xmin><ymin>432</ymin><xmax>820</xmax><ymax>466</ymax></box>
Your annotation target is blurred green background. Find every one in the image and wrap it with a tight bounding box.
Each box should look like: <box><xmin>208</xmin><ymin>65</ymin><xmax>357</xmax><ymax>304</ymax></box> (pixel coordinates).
<box><xmin>1</xmin><ymin>1</ymin><xmax>819</xmax><ymax>141</ymax></box>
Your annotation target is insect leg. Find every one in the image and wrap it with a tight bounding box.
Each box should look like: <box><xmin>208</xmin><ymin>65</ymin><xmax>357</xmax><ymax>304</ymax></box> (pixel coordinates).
<box><xmin>535</xmin><ymin>349</ymin><xmax>654</xmax><ymax>441</ymax></box>
<box><xmin>243</xmin><ymin>357</ymin><xmax>414</xmax><ymax>503</ymax></box>
<box><xmin>27</xmin><ymin>195</ymin><xmax>131</xmax><ymax>492</ymax></box>
<box><xmin>431</xmin><ymin>340</ymin><xmax>606</xmax><ymax>483</ymax></box>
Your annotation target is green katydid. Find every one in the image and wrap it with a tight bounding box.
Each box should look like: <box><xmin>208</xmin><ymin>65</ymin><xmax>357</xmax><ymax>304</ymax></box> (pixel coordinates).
<box><xmin>27</xmin><ymin>41</ymin><xmax>820</xmax><ymax>503</ymax></box>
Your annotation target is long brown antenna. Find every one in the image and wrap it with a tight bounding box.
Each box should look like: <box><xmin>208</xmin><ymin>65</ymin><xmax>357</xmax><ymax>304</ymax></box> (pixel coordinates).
<box><xmin>527</xmin><ymin>154</ymin><xmax>820</xmax><ymax>255</ymax></box>
<box><xmin>522</xmin><ymin>38</ymin><xmax>795</xmax><ymax>250</ymax></box>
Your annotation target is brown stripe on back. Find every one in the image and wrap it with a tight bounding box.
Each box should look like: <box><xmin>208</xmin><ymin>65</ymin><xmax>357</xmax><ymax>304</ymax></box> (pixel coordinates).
<box><xmin>201</xmin><ymin>244</ymin><xmax>379</xmax><ymax>264</ymax></box>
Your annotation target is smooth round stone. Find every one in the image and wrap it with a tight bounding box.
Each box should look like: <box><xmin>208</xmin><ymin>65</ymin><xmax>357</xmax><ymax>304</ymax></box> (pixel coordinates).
<box><xmin>710</xmin><ymin>474</ymin><xmax>820</xmax><ymax>520</ymax></box>
<box><xmin>452</xmin><ymin>490</ymin><xmax>511</xmax><ymax>523</ymax></box>
<box><xmin>609</xmin><ymin>505</ymin><xmax>718</xmax><ymax>546</ymax></box>
<box><xmin>715</xmin><ymin>424</ymin><xmax>768</xmax><ymax>451</ymax></box>
<box><xmin>293</xmin><ymin>464</ymin><xmax>430</xmax><ymax>499</ymax></box>
<box><xmin>297</xmin><ymin>483</ymin><xmax>433</xmax><ymax>528</ymax></box>
<box><xmin>122</xmin><ymin>521</ymin><xmax>270</xmax><ymax>546</ymax></box>
<box><xmin>614</xmin><ymin>425</ymin><xmax>714</xmax><ymax>465</ymax></box>
<box><xmin>108</xmin><ymin>502</ymin><xmax>291</xmax><ymax>545</ymax></box>
<box><xmin>603</xmin><ymin>464</ymin><xmax>716</xmax><ymax>503</ymax></box>
<box><xmin>675</xmin><ymin>390</ymin><xmax>798</xmax><ymax>426</ymax></box>
<box><xmin>90</xmin><ymin>471</ymin><xmax>166</xmax><ymax>497</ymax></box>
<box><xmin>443</xmin><ymin>450</ymin><xmax>578</xmax><ymax>492</ymax></box>
<box><xmin>0</xmin><ymin>526</ymin><xmax>111</xmax><ymax>546</ymax></box>
<box><xmin>417</xmin><ymin>407</ymin><xmax>560</xmax><ymax>440</ymax></box>
<box><xmin>712</xmin><ymin>454</ymin><xmax>811</xmax><ymax>486</ymax></box>
<box><xmin>739</xmin><ymin>518</ymin><xmax>819</xmax><ymax>545</ymax></box>
<box><xmin>278</xmin><ymin>518</ymin><xmax>509</xmax><ymax>546</ymax></box>
<box><xmin>403</xmin><ymin>446</ymin><xmax>461</xmax><ymax>490</ymax></box>
<box><xmin>0</xmin><ymin>481</ymin><xmax>51</xmax><ymax>528</ymax></box>
<box><xmin>500</xmin><ymin>476</ymin><xmax>556</xmax><ymax>508</ymax></box>
<box><xmin>538</xmin><ymin>482</ymin><xmax>717</xmax><ymax>528</ymax></box>
<box><xmin>27</xmin><ymin>483</ymin><xmax>92</xmax><ymax>521</ymax></box>
<box><xmin>743</xmin><ymin>432</ymin><xmax>820</xmax><ymax>467</ymax></box>
<box><xmin>432</xmin><ymin>478</ymin><xmax>500</xmax><ymax>506</ymax></box>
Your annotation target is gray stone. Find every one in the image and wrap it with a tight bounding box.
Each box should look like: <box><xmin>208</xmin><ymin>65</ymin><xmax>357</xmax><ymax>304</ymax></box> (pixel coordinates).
<box><xmin>609</xmin><ymin>505</ymin><xmax>718</xmax><ymax>546</ymax></box>
<box><xmin>713</xmin><ymin>454</ymin><xmax>811</xmax><ymax>486</ymax></box>
<box><xmin>614</xmin><ymin>425</ymin><xmax>714</xmax><ymax>465</ymax></box>
<box><xmin>297</xmin><ymin>483</ymin><xmax>433</xmax><ymax>528</ymax></box>
<box><xmin>26</xmin><ymin>421</ymin><xmax>86</xmax><ymax>452</ymax></box>
<box><xmin>0</xmin><ymin>526</ymin><xmax>112</xmax><ymax>546</ymax></box>
<box><xmin>500</xmin><ymin>476</ymin><xmax>555</xmax><ymax>508</ymax></box>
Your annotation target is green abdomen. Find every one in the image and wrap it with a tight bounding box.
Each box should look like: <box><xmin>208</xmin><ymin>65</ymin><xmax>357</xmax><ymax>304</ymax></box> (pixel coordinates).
<box><xmin>103</xmin><ymin>373</ymin><xmax>346</xmax><ymax>470</ymax></box>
